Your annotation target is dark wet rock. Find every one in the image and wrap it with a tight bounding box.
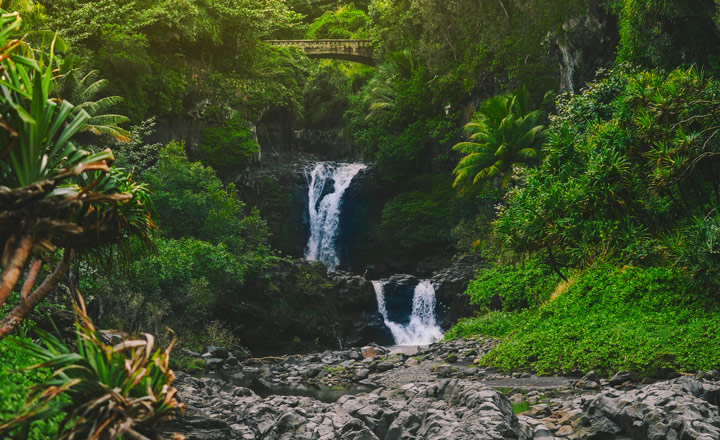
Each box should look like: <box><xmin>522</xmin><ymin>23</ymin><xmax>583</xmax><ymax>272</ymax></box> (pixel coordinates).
<box><xmin>225</xmin><ymin>355</ymin><xmax>239</xmax><ymax>367</ymax></box>
<box><xmin>609</xmin><ymin>370</ymin><xmax>634</xmax><ymax>386</ymax></box>
<box><xmin>544</xmin><ymin>2</ymin><xmax>618</xmax><ymax>93</ymax></box>
<box><xmin>431</xmin><ymin>253</ymin><xmax>485</xmax><ymax>328</ymax></box>
<box><xmin>205</xmin><ymin>358</ymin><xmax>224</xmax><ymax>370</ymax></box>
<box><xmin>436</xmin><ymin>364</ymin><xmax>453</xmax><ymax>378</ymax></box>
<box><xmin>699</xmin><ymin>370</ymin><xmax>720</xmax><ymax>381</ymax></box>
<box><xmin>234</xmin><ymin>258</ymin><xmax>393</xmax><ymax>354</ymax></box>
<box><xmin>204</xmin><ymin>346</ymin><xmax>229</xmax><ymax>359</ymax></box>
<box><xmin>575</xmin><ymin>371</ymin><xmax>602</xmax><ymax>390</ymax></box>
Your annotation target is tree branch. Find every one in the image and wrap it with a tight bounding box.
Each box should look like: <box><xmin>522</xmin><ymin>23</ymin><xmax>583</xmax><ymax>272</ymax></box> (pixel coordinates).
<box><xmin>546</xmin><ymin>243</ymin><xmax>568</xmax><ymax>282</ymax></box>
<box><xmin>121</xmin><ymin>427</ymin><xmax>153</xmax><ymax>440</ymax></box>
<box><xmin>20</xmin><ymin>259</ymin><xmax>42</xmax><ymax>300</ymax></box>
<box><xmin>0</xmin><ymin>234</ymin><xmax>33</xmax><ymax>309</ymax></box>
<box><xmin>0</xmin><ymin>249</ymin><xmax>74</xmax><ymax>339</ymax></box>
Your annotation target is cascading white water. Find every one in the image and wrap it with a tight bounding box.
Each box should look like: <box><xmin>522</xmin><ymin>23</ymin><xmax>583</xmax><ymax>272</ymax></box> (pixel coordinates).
<box><xmin>305</xmin><ymin>162</ymin><xmax>367</xmax><ymax>271</ymax></box>
<box><xmin>372</xmin><ymin>280</ymin><xmax>444</xmax><ymax>346</ymax></box>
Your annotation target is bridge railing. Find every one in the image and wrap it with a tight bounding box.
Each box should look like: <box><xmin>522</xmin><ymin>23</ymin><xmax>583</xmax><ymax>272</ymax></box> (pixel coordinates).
<box><xmin>266</xmin><ymin>39</ymin><xmax>373</xmax><ymax>49</ymax></box>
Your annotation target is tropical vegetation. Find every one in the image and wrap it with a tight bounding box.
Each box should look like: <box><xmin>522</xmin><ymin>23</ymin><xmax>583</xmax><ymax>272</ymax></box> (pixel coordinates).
<box><xmin>4</xmin><ymin>0</ymin><xmax>720</xmax><ymax>434</ymax></box>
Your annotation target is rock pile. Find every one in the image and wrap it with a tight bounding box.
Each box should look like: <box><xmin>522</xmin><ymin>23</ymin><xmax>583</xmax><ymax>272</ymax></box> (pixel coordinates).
<box><xmin>167</xmin><ymin>375</ymin><xmax>530</xmax><ymax>440</ymax></box>
<box><xmin>169</xmin><ymin>338</ymin><xmax>720</xmax><ymax>440</ymax></box>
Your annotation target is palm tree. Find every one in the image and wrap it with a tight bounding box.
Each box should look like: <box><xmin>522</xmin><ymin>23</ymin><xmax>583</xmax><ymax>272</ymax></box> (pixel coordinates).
<box><xmin>0</xmin><ymin>11</ymin><xmax>154</xmax><ymax>338</ymax></box>
<box><xmin>56</xmin><ymin>57</ymin><xmax>131</xmax><ymax>140</ymax></box>
<box><xmin>452</xmin><ymin>86</ymin><xmax>550</xmax><ymax>193</ymax></box>
<box><xmin>363</xmin><ymin>49</ymin><xmax>420</xmax><ymax>121</ymax></box>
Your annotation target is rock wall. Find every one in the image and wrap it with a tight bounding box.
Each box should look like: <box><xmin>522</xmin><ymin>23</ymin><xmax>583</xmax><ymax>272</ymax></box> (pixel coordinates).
<box><xmin>237</xmin><ymin>259</ymin><xmax>392</xmax><ymax>355</ymax></box>
<box><xmin>545</xmin><ymin>1</ymin><xmax>618</xmax><ymax>93</ymax></box>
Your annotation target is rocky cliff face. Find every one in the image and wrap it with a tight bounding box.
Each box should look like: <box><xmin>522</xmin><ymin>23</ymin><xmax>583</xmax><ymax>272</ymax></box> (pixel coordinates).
<box><xmin>237</xmin><ymin>259</ymin><xmax>391</xmax><ymax>355</ymax></box>
<box><xmin>431</xmin><ymin>254</ymin><xmax>484</xmax><ymax>328</ymax></box>
<box><xmin>545</xmin><ymin>1</ymin><xmax>618</xmax><ymax>93</ymax></box>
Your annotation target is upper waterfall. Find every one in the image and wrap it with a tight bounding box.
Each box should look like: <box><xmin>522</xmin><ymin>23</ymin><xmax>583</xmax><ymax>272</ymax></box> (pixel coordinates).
<box><xmin>305</xmin><ymin>162</ymin><xmax>367</xmax><ymax>270</ymax></box>
<box><xmin>373</xmin><ymin>280</ymin><xmax>444</xmax><ymax>346</ymax></box>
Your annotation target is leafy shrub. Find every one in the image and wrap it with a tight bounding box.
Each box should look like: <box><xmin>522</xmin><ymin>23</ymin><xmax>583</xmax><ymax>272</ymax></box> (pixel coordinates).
<box><xmin>305</xmin><ymin>3</ymin><xmax>369</xmax><ymax>39</ymax></box>
<box><xmin>478</xmin><ymin>265</ymin><xmax>720</xmax><ymax>376</ymax></box>
<box><xmin>495</xmin><ymin>67</ymin><xmax>720</xmax><ymax>267</ymax></box>
<box><xmin>668</xmin><ymin>214</ymin><xmax>720</xmax><ymax>296</ymax></box>
<box><xmin>0</xmin><ymin>337</ymin><xmax>61</xmax><ymax>439</ymax></box>
<box><xmin>378</xmin><ymin>174</ymin><xmax>464</xmax><ymax>255</ymax></box>
<box><xmin>198</xmin><ymin>113</ymin><xmax>260</xmax><ymax>168</ymax></box>
<box><xmin>302</xmin><ymin>63</ymin><xmax>350</xmax><ymax>129</ymax></box>
<box><xmin>444</xmin><ymin>312</ymin><xmax>520</xmax><ymax>339</ymax></box>
<box><xmin>146</xmin><ymin>141</ymin><xmax>272</xmax><ymax>257</ymax></box>
<box><xmin>81</xmin><ymin>142</ymin><xmax>275</xmax><ymax>344</ymax></box>
<box><xmin>466</xmin><ymin>257</ymin><xmax>559</xmax><ymax>311</ymax></box>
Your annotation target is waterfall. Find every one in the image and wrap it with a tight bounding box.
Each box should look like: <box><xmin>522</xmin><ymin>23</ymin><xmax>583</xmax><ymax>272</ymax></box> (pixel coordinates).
<box><xmin>305</xmin><ymin>162</ymin><xmax>366</xmax><ymax>271</ymax></box>
<box><xmin>372</xmin><ymin>280</ymin><xmax>444</xmax><ymax>346</ymax></box>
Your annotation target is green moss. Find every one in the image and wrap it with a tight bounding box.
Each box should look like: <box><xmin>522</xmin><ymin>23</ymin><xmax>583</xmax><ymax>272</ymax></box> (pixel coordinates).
<box><xmin>199</xmin><ymin>114</ymin><xmax>260</xmax><ymax>168</ymax></box>
<box><xmin>323</xmin><ymin>365</ymin><xmax>347</xmax><ymax>374</ymax></box>
<box><xmin>445</xmin><ymin>312</ymin><xmax>520</xmax><ymax>339</ymax></box>
<box><xmin>169</xmin><ymin>356</ymin><xmax>205</xmax><ymax>374</ymax></box>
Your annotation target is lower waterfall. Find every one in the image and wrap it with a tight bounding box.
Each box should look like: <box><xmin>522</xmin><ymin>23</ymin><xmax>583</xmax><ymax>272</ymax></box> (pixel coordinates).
<box><xmin>372</xmin><ymin>280</ymin><xmax>444</xmax><ymax>346</ymax></box>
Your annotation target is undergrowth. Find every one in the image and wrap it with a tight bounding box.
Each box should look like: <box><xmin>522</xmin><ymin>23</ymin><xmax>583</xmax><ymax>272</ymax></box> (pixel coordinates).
<box><xmin>449</xmin><ymin>265</ymin><xmax>720</xmax><ymax>377</ymax></box>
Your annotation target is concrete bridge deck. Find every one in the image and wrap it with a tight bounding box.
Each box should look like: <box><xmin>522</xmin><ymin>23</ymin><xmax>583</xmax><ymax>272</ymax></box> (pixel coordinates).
<box><xmin>266</xmin><ymin>39</ymin><xmax>375</xmax><ymax>65</ymax></box>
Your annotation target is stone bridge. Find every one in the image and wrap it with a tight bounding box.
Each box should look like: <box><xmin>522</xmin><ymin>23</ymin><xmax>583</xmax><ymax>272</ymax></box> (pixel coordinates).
<box><xmin>266</xmin><ymin>39</ymin><xmax>375</xmax><ymax>66</ymax></box>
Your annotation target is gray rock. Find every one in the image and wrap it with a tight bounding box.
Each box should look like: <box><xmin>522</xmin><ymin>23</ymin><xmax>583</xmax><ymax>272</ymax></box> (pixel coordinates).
<box><xmin>355</xmin><ymin>369</ymin><xmax>370</xmax><ymax>380</ymax></box>
<box><xmin>168</xmin><ymin>375</ymin><xmax>529</xmax><ymax>440</ymax></box>
<box><xmin>609</xmin><ymin>370</ymin><xmax>634</xmax><ymax>386</ymax></box>
<box><xmin>205</xmin><ymin>346</ymin><xmax>229</xmax><ymax>359</ymax></box>
<box><xmin>205</xmin><ymin>358</ymin><xmax>224</xmax><ymax>369</ymax></box>
<box><xmin>436</xmin><ymin>364</ymin><xmax>453</xmax><ymax>378</ymax></box>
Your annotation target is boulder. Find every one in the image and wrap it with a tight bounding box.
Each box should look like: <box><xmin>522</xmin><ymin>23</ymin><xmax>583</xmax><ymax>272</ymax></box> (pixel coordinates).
<box><xmin>361</xmin><ymin>345</ymin><xmax>387</xmax><ymax>359</ymax></box>
<box><xmin>609</xmin><ymin>370</ymin><xmax>634</xmax><ymax>386</ymax></box>
<box><xmin>204</xmin><ymin>346</ymin><xmax>229</xmax><ymax>359</ymax></box>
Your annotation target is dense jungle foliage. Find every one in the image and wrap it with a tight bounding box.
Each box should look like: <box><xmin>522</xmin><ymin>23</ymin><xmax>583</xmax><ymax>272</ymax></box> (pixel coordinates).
<box><xmin>4</xmin><ymin>0</ymin><xmax>720</xmax><ymax>434</ymax></box>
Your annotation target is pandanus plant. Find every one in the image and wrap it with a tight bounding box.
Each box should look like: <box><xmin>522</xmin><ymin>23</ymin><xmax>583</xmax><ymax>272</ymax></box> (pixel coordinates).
<box><xmin>0</xmin><ymin>294</ymin><xmax>185</xmax><ymax>440</ymax></box>
<box><xmin>0</xmin><ymin>9</ymin><xmax>154</xmax><ymax>337</ymax></box>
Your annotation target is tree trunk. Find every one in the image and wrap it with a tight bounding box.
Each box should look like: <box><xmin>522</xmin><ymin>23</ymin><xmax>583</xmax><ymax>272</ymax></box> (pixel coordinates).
<box><xmin>546</xmin><ymin>243</ymin><xmax>568</xmax><ymax>282</ymax></box>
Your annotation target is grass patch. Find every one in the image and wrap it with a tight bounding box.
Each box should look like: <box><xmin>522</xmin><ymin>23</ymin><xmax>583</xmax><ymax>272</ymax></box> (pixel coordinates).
<box><xmin>169</xmin><ymin>356</ymin><xmax>205</xmax><ymax>374</ymax></box>
<box><xmin>323</xmin><ymin>366</ymin><xmax>347</xmax><ymax>374</ymax></box>
<box><xmin>511</xmin><ymin>401</ymin><xmax>532</xmax><ymax>414</ymax></box>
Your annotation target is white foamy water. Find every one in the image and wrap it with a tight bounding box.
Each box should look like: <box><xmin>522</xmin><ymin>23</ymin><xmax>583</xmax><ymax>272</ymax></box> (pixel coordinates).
<box><xmin>372</xmin><ymin>280</ymin><xmax>444</xmax><ymax>345</ymax></box>
<box><xmin>305</xmin><ymin>162</ymin><xmax>366</xmax><ymax>270</ymax></box>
